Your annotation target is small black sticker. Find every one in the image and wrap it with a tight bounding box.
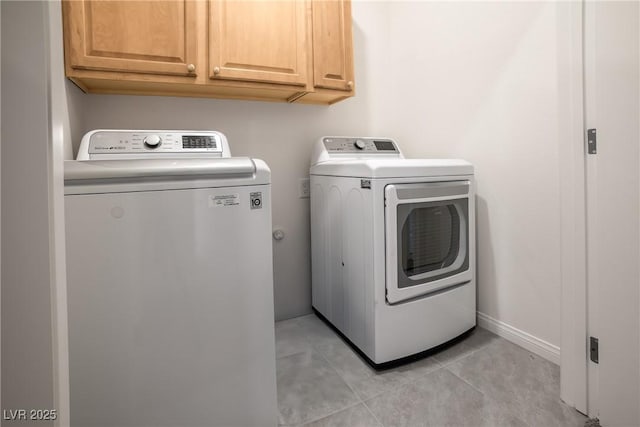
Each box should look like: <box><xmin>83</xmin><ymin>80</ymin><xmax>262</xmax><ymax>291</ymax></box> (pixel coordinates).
<box><xmin>250</xmin><ymin>192</ymin><xmax>262</xmax><ymax>209</ymax></box>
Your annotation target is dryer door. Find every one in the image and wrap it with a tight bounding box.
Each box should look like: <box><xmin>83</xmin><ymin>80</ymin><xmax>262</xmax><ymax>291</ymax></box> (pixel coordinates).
<box><xmin>385</xmin><ymin>181</ymin><xmax>472</xmax><ymax>304</ymax></box>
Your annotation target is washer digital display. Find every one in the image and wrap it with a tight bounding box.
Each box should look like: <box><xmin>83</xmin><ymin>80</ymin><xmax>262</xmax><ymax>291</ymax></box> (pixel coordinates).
<box><xmin>374</xmin><ymin>140</ymin><xmax>395</xmax><ymax>151</ymax></box>
<box><xmin>182</xmin><ymin>135</ymin><xmax>217</xmax><ymax>149</ymax></box>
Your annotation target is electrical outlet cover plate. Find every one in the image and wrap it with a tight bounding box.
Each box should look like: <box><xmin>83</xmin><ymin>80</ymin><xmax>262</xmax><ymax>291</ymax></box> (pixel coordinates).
<box><xmin>299</xmin><ymin>178</ymin><xmax>310</xmax><ymax>198</ymax></box>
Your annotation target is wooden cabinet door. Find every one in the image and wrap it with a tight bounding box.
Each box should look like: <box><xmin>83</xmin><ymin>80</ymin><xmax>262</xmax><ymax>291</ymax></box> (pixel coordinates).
<box><xmin>209</xmin><ymin>0</ymin><xmax>310</xmax><ymax>86</ymax></box>
<box><xmin>63</xmin><ymin>1</ymin><xmax>198</xmax><ymax>77</ymax></box>
<box><xmin>311</xmin><ymin>0</ymin><xmax>354</xmax><ymax>92</ymax></box>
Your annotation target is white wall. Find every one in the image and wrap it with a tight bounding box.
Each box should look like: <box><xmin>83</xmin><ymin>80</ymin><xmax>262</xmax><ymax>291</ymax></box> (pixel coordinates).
<box><xmin>65</xmin><ymin>1</ymin><xmax>567</xmax><ymax>348</ymax></box>
<box><xmin>1</xmin><ymin>2</ymin><xmax>55</xmax><ymax>424</ymax></box>
<box><xmin>386</xmin><ymin>1</ymin><xmax>563</xmax><ymax>348</ymax></box>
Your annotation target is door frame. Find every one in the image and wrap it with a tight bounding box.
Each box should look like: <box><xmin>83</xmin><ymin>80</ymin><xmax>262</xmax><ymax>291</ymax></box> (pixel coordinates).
<box><xmin>558</xmin><ymin>0</ymin><xmax>640</xmax><ymax>418</ymax></box>
<box><xmin>48</xmin><ymin>2</ymin><xmax>72</xmax><ymax>426</ymax></box>
<box><xmin>558</xmin><ymin>0</ymin><xmax>588</xmax><ymax>416</ymax></box>
<box><xmin>580</xmin><ymin>1</ymin><xmax>640</xmax><ymax>423</ymax></box>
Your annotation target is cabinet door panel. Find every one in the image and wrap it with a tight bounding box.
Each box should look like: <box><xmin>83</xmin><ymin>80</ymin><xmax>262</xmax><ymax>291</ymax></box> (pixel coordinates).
<box><xmin>312</xmin><ymin>0</ymin><xmax>354</xmax><ymax>91</ymax></box>
<box><xmin>209</xmin><ymin>0</ymin><xmax>310</xmax><ymax>86</ymax></box>
<box><xmin>64</xmin><ymin>1</ymin><xmax>198</xmax><ymax>76</ymax></box>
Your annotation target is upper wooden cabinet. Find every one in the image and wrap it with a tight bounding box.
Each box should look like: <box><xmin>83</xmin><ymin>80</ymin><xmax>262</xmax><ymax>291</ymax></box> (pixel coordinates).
<box><xmin>62</xmin><ymin>0</ymin><xmax>354</xmax><ymax>105</ymax></box>
<box><xmin>209</xmin><ymin>1</ymin><xmax>310</xmax><ymax>87</ymax></box>
<box><xmin>63</xmin><ymin>1</ymin><xmax>199</xmax><ymax>77</ymax></box>
<box><xmin>311</xmin><ymin>0</ymin><xmax>354</xmax><ymax>92</ymax></box>
<box><xmin>294</xmin><ymin>0</ymin><xmax>354</xmax><ymax>104</ymax></box>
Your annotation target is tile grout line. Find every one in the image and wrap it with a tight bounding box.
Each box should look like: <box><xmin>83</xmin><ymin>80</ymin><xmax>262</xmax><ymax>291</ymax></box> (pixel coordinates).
<box><xmin>277</xmin><ymin>345</ymin><xmax>362</xmax><ymax>426</ymax></box>
<box><xmin>311</xmin><ymin>326</ymin><xmax>449</xmax><ymax>403</ymax></box>
<box><xmin>295</xmin><ymin>318</ymin><xmax>383</xmax><ymax>426</ymax></box>
<box><xmin>359</xmin><ymin>363</ymin><xmax>448</xmax><ymax>427</ymax></box>
<box><xmin>349</xmin><ymin>361</ymin><xmax>449</xmax><ymax>427</ymax></box>
<box><xmin>291</xmin><ymin>317</ymin><xmax>497</xmax><ymax>426</ymax></box>
<box><xmin>280</xmin><ymin>322</ymin><xmax>569</xmax><ymax>427</ymax></box>
<box><xmin>360</xmin><ymin>399</ymin><xmax>385</xmax><ymax>427</ymax></box>
<box><xmin>297</xmin><ymin>321</ymin><xmax>368</xmax><ymax>425</ymax></box>
<box><xmin>349</xmin><ymin>351</ymin><xmax>448</xmax><ymax>402</ymax></box>
<box><xmin>442</xmin><ymin>349</ymin><xmax>534</xmax><ymax>427</ymax></box>
<box><xmin>444</xmin><ymin>364</ymin><xmax>489</xmax><ymax>397</ymax></box>
<box><xmin>356</xmin><ymin>363</ymin><xmax>445</xmax><ymax>402</ymax></box>
<box><xmin>440</xmin><ymin>343</ymin><xmax>499</xmax><ymax>396</ymax></box>
<box><xmin>434</xmin><ymin>345</ymin><xmax>488</xmax><ymax>369</ymax></box>
<box><xmin>295</xmin><ymin>315</ymin><xmax>443</xmax><ymax>400</ymax></box>
<box><xmin>447</xmin><ymin>370</ymin><xmax>533</xmax><ymax>427</ymax></box>
<box><xmin>276</xmin><ymin>349</ymin><xmax>313</xmax><ymax>361</ymax></box>
<box><xmin>432</xmin><ymin>334</ymin><xmax>504</xmax><ymax>368</ymax></box>
<box><xmin>313</xmin><ymin>344</ymin><xmax>365</xmax><ymax>404</ymax></box>
<box><xmin>275</xmin><ymin>319</ymin><xmax>312</xmax><ymax>360</ymax></box>
<box><xmin>277</xmin><ymin>317</ymin><xmax>359</xmax><ymax>426</ymax></box>
<box><xmin>296</xmin><ymin>400</ymin><xmax>362</xmax><ymax>426</ymax></box>
<box><xmin>299</xmin><ymin>317</ymin><xmax>372</xmax><ymax>403</ymax></box>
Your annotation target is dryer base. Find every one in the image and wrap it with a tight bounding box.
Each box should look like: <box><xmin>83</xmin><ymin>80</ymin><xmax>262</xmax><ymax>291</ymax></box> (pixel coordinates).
<box><xmin>312</xmin><ymin>307</ymin><xmax>475</xmax><ymax>371</ymax></box>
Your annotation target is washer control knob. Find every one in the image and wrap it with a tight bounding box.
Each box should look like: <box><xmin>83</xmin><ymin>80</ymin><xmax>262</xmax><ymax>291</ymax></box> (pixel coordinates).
<box><xmin>354</xmin><ymin>139</ymin><xmax>366</xmax><ymax>150</ymax></box>
<box><xmin>144</xmin><ymin>135</ymin><xmax>162</xmax><ymax>148</ymax></box>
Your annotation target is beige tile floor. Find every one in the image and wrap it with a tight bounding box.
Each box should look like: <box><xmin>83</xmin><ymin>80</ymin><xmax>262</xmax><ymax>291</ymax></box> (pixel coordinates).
<box><xmin>275</xmin><ymin>314</ymin><xmax>588</xmax><ymax>427</ymax></box>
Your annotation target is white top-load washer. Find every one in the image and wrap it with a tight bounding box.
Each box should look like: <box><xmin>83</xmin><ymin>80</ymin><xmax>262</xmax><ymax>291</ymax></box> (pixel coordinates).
<box><xmin>310</xmin><ymin>136</ymin><xmax>476</xmax><ymax>368</ymax></box>
<box><xmin>64</xmin><ymin>130</ymin><xmax>276</xmax><ymax>426</ymax></box>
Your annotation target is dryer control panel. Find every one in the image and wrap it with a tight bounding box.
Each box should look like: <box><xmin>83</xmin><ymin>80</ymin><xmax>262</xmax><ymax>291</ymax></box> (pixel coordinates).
<box><xmin>311</xmin><ymin>136</ymin><xmax>403</xmax><ymax>164</ymax></box>
<box><xmin>77</xmin><ymin>130</ymin><xmax>231</xmax><ymax>160</ymax></box>
<box><xmin>322</xmin><ymin>137</ymin><xmax>398</xmax><ymax>153</ymax></box>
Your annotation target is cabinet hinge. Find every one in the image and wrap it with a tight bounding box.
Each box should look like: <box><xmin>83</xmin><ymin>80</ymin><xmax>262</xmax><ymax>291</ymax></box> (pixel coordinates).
<box><xmin>587</xmin><ymin>128</ymin><xmax>597</xmax><ymax>154</ymax></box>
<box><xmin>590</xmin><ymin>336</ymin><xmax>599</xmax><ymax>363</ymax></box>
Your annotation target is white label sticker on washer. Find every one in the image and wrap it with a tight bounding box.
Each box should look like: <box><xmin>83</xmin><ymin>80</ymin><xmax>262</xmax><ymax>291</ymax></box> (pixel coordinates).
<box><xmin>209</xmin><ymin>194</ymin><xmax>239</xmax><ymax>207</ymax></box>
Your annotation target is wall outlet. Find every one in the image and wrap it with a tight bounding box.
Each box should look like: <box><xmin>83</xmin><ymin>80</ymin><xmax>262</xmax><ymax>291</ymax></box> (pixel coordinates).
<box><xmin>299</xmin><ymin>178</ymin><xmax>310</xmax><ymax>198</ymax></box>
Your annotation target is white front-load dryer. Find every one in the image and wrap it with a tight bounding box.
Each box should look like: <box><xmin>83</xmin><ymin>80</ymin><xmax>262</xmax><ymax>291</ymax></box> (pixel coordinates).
<box><xmin>310</xmin><ymin>136</ymin><xmax>476</xmax><ymax>368</ymax></box>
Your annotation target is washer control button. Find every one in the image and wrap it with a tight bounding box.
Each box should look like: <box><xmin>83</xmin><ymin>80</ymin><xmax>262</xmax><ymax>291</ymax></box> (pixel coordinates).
<box><xmin>354</xmin><ymin>139</ymin><xmax>366</xmax><ymax>150</ymax></box>
<box><xmin>144</xmin><ymin>135</ymin><xmax>162</xmax><ymax>148</ymax></box>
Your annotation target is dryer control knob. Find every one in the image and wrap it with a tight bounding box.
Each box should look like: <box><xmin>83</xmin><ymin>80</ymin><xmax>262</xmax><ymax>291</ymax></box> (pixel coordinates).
<box><xmin>144</xmin><ymin>135</ymin><xmax>162</xmax><ymax>148</ymax></box>
<box><xmin>354</xmin><ymin>139</ymin><xmax>366</xmax><ymax>150</ymax></box>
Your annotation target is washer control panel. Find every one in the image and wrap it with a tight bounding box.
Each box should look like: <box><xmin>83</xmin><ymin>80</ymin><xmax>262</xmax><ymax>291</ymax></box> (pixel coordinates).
<box><xmin>78</xmin><ymin>130</ymin><xmax>231</xmax><ymax>160</ymax></box>
<box><xmin>322</xmin><ymin>137</ymin><xmax>398</xmax><ymax>153</ymax></box>
<box><xmin>88</xmin><ymin>131</ymin><xmax>223</xmax><ymax>154</ymax></box>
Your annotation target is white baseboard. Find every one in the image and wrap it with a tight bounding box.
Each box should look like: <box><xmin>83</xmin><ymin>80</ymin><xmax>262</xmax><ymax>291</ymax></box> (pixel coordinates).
<box><xmin>477</xmin><ymin>311</ymin><xmax>560</xmax><ymax>365</ymax></box>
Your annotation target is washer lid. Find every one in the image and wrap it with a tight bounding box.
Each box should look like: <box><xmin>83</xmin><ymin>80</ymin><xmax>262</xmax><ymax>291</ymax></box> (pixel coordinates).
<box><xmin>64</xmin><ymin>158</ymin><xmax>270</xmax><ymax>194</ymax></box>
<box><xmin>310</xmin><ymin>158</ymin><xmax>474</xmax><ymax>178</ymax></box>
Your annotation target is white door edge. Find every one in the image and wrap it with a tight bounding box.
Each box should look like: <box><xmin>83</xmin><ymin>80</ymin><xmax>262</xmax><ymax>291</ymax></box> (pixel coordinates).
<box><xmin>557</xmin><ymin>0</ymin><xmax>588</xmax><ymax>416</ymax></box>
